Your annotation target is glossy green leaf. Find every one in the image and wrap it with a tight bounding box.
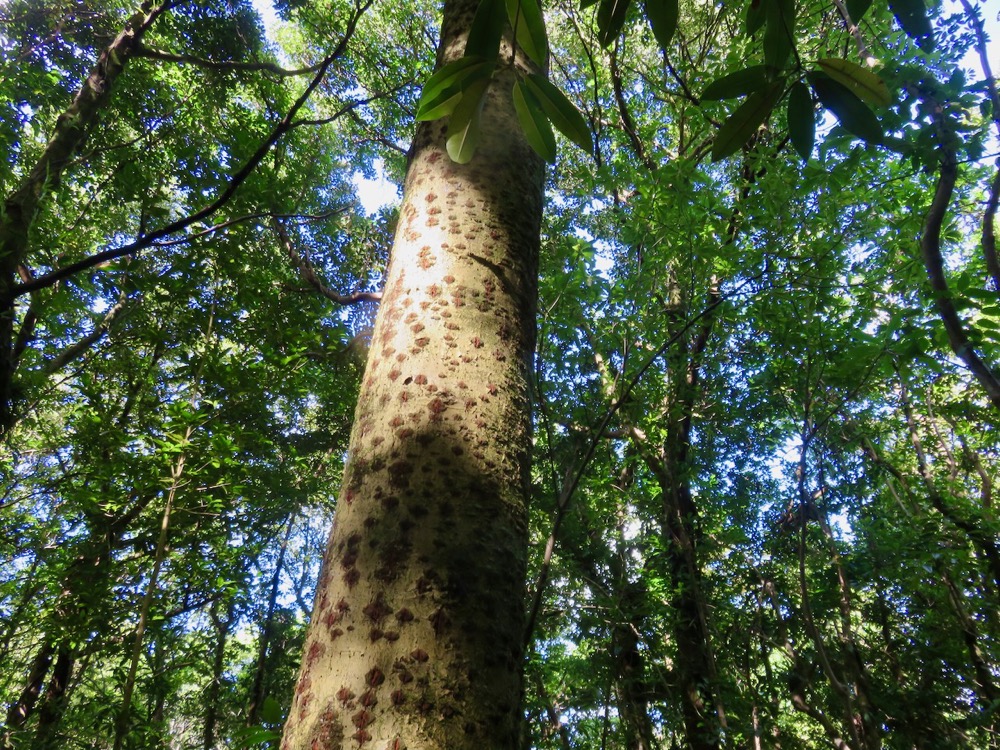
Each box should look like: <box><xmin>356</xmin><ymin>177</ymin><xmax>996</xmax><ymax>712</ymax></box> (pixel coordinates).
<box><xmin>808</xmin><ymin>72</ymin><xmax>883</xmax><ymax>144</ymax></box>
<box><xmin>787</xmin><ymin>81</ymin><xmax>814</xmax><ymax>160</ymax></box>
<box><xmin>845</xmin><ymin>0</ymin><xmax>873</xmax><ymax>22</ymax></box>
<box><xmin>466</xmin><ymin>0</ymin><xmax>506</xmax><ymax>59</ymax></box>
<box><xmin>645</xmin><ymin>0</ymin><xmax>678</xmax><ymax>51</ymax></box>
<box><xmin>524</xmin><ymin>73</ymin><xmax>593</xmax><ymax>152</ymax></box>
<box><xmin>763</xmin><ymin>0</ymin><xmax>795</xmax><ymax>70</ymax></box>
<box><xmin>416</xmin><ymin>56</ymin><xmax>492</xmax><ymax>121</ymax></box>
<box><xmin>505</xmin><ymin>0</ymin><xmax>548</xmax><ymax>66</ymax></box>
<box><xmin>701</xmin><ymin>65</ymin><xmax>772</xmax><ymax>100</ymax></box>
<box><xmin>513</xmin><ymin>79</ymin><xmax>557</xmax><ymax>162</ymax></box>
<box><xmin>445</xmin><ymin>76</ymin><xmax>490</xmax><ymax>163</ymax></box>
<box><xmin>597</xmin><ymin>0</ymin><xmax>632</xmax><ymax>47</ymax></box>
<box><xmin>746</xmin><ymin>0</ymin><xmax>765</xmax><ymax>35</ymax></box>
<box><xmin>889</xmin><ymin>0</ymin><xmax>934</xmax><ymax>50</ymax></box>
<box><xmin>816</xmin><ymin>58</ymin><xmax>891</xmax><ymax>107</ymax></box>
<box><xmin>712</xmin><ymin>82</ymin><xmax>783</xmax><ymax>161</ymax></box>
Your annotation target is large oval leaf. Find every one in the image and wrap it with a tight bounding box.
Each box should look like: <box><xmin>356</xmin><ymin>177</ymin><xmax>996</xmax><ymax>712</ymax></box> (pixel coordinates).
<box><xmin>645</xmin><ymin>0</ymin><xmax>678</xmax><ymax>51</ymax></box>
<box><xmin>763</xmin><ymin>0</ymin><xmax>795</xmax><ymax>70</ymax></box>
<box><xmin>446</xmin><ymin>77</ymin><xmax>490</xmax><ymax>163</ymax></box>
<box><xmin>817</xmin><ymin>58</ymin><xmax>891</xmax><ymax>107</ymax></box>
<box><xmin>889</xmin><ymin>0</ymin><xmax>933</xmax><ymax>50</ymax></box>
<box><xmin>466</xmin><ymin>0</ymin><xmax>506</xmax><ymax>59</ymax></box>
<box><xmin>417</xmin><ymin>57</ymin><xmax>492</xmax><ymax>121</ymax></box>
<box><xmin>702</xmin><ymin>65</ymin><xmax>772</xmax><ymax>100</ymax></box>
<box><xmin>712</xmin><ymin>82</ymin><xmax>783</xmax><ymax>161</ymax></box>
<box><xmin>787</xmin><ymin>81</ymin><xmax>815</xmax><ymax>160</ymax></box>
<box><xmin>597</xmin><ymin>0</ymin><xmax>632</xmax><ymax>47</ymax></box>
<box><xmin>524</xmin><ymin>73</ymin><xmax>593</xmax><ymax>153</ymax></box>
<box><xmin>846</xmin><ymin>0</ymin><xmax>872</xmax><ymax>22</ymax></box>
<box><xmin>505</xmin><ymin>0</ymin><xmax>548</xmax><ymax>66</ymax></box>
<box><xmin>808</xmin><ymin>72</ymin><xmax>883</xmax><ymax>144</ymax></box>
<box><xmin>513</xmin><ymin>79</ymin><xmax>557</xmax><ymax>162</ymax></box>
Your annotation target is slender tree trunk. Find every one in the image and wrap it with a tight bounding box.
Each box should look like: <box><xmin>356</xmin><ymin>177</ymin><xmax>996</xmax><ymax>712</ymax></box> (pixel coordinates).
<box><xmin>2</xmin><ymin>640</ymin><xmax>54</xmax><ymax>748</ymax></box>
<box><xmin>279</xmin><ymin>0</ymin><xmax>544</xmax><ymax>746</ymax></box>
<box><xmin>204</xmin><ymin>602</ymin><xmax>233</xmax><ymax>750</ymax></box>
<box><xmin>32</xmin><ymin>646</ymin><xmax>73</xmax><ymax>750</ymax></box>
<box><xmin>247</xmin><ymin>513</ymin><xmax>296</xmax><ymax>726</ymax></box>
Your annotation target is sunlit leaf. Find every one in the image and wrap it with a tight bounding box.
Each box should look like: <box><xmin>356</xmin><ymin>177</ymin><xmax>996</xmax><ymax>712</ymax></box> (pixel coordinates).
<box><xmin>417</xmin><ymin>56</ymin><xmax>493</xmax><ymax>121</ymax></box>
<box><xmin>513</xmin><ymin>79</ymin><xmax>557</xmax><ymax>162</ymax></box>
<box><xmin>505</xmin><ymin>0</ymin><xmax>548</xmax><ymax>65</ymax></box>
<box><xmin>816</xmin><ymin>58</ymin><xmax>891</xmax><ymax>107</ymax></box>
<box><xmin>466</xmin><ymin>0</ymin><xmax>506</xmax><ymax>59</ymax></box>
<box><xmin>445</xmin><ymin>76</ymin><xmax>490</xmax><ymax>163</ymax></box>
<box><xmin>702</xmin><ymin>65</ymin><xmax>772</xmax><ymax>100</ymax></box>
<box><xmin>808</xmin><ymin>72</ymin><xmax>883</xmax><ymax>144</ymax></box>
<box><xmin>524</xmin><ymin>73</ymin><xmax>593</xmax><ymax>152</ymax></box>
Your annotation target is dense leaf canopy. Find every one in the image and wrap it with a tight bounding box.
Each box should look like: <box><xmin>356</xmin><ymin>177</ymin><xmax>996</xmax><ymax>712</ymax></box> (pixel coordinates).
<box><xmin>1</xmin><ymin>0</ymin><xmax>999</xmax><ymax>747</ymax></box>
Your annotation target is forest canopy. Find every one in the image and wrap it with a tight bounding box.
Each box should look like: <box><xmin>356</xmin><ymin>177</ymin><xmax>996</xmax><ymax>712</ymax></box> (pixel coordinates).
<box><xmin>1</xmin><ymin>0</ymin><xmax>999</xmax><ymax>747</ymax></box>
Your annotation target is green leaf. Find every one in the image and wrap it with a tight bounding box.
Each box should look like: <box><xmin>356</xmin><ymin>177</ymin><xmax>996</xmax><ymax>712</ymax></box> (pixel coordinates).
<box><xmin>466</xmin><ymin>0</ymin><xmax>506</xmax><ymax>59</ymax></box>
<box><xmin>889</xmin><ymin>0</ymin><xmax>933</xmax><ymax>50</ymax></box>
<box><xmin>505</xmin><ymin>0</ymin><xmax>548</xmax><ymax>66</ymax></box>
<box><xmin>787</xmin><ymin>81</ymin><xmax>814</xmax><ymax>160</ymax></box>
<box><xmin>416</xmin><ymin>57</ymin><xmax>493</xmax><ymax>121</ymax></box>
<box><xmin>702</xmin><ymin>65</ymin><xmax>772</xmax><ymax>100</ymax></box>
<box><xmin>816</xmin><ymin>58</ymin><xmax>891</xmax><ymax>107</ymax></box>
<box><xmin>746</xmin><ymin>0</ymin><xmax>765</xmax><ymax>35</ymax></box>
<box><xmin>259</xmin><ymin>696</ymin><xmax>284</xmax><ymax>724</ymax></box>
<box><xmin>763</xmin><ymin>0</ymin><xmax>795</xmax><ymax>70</ymax></box>
<box><xmin>514</xmin><ymin>79</ymin><xmax>557</xmax><ymax>162</ymax></box>
<box><xmin>596</xmin><ymin>0</ymin><xmax>632</xmax><ymax>47</ymax></box>
<box><xmin>808</xmin><ymin>72</ymin><xmax>883</xmax><ymax>144</ymax></box>
<box><xmin>524</xmin><ymin>73</ymin><xmax>593</xmax><ymax>152</ymax></box>
<box><xmin>644</xmin><ymin>0</ymin><xmax>678</xmax><ymax>51</ymax></box>
<box><xmin>446</xmin><ymin>76</ymin><xmax>490</xmax><ymax>163</ymax></box>
<box><xmin>845</xmin><ymin>0</ymin><xmax>873</xmax><ymax>22</ymax></box>
<box><xmin>712</xmin><ymin>82</ymin><xmax>783</xmax><ymax>161</ymax></box>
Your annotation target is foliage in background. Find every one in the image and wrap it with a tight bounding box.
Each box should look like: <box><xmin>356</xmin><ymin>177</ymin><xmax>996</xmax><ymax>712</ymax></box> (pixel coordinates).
<box><xmin>1</xmin><ymin>0</ymin><xmax>999</xmax><ymax>746</ymax></box>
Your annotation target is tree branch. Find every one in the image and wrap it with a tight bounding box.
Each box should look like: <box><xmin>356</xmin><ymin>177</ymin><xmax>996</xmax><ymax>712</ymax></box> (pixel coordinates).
<box><xmin>12</xmin><ymin>0</ymin><xmax>374</xmax><ymax>300</ymax></box>
<box><xmin>273</xmin><ymin>218</ymin><xmax>382</xmax><ymax>305</ymax></box>
<box><xmin>134</xmin><ymin>43</ymin><xmax>324</xmax><ymax>76</ymax></box>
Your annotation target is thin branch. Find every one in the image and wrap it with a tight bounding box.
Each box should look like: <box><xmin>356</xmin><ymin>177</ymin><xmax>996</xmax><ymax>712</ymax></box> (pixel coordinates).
<box><xmin>274</xmin><ymin>218</ymin><xmax>382</xmax><ymax>305</ymax></box>
<box><xmin>830</xmin><ymin>0</ymin><xmax>876</xmax><ymax>67</ymax></box>
<box><xmin>44</xmin><ymin>289</ymin><xmax>134</xmax><ymax>374</ymax></box>
<box><xmin>134</xmin><ymin>43</ymin><xmax>324</xmax><ymax>76</ymax></box>
<box><xmin>12</xmin><ymin>0</ymin><xmax>374</xmax><ymax>300</ymax></box>
<box><xmin>151</xmin><ymin>208</ymin><xmax>346</xmax><ymax>248</ymax></box>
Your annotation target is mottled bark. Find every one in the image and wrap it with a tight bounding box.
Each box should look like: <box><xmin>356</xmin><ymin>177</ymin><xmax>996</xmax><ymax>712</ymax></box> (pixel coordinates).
<box><xmin>279</xmin><ymin>0</ymin><xmax>544</xmax><ymax>746</ymax></box>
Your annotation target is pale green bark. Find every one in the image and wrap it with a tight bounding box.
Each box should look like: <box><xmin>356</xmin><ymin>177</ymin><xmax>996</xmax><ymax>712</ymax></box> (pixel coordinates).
<box><xmin>279</xmin><ymin>0</ymin><xmax>545</xmax><ymax>746</ymax></box>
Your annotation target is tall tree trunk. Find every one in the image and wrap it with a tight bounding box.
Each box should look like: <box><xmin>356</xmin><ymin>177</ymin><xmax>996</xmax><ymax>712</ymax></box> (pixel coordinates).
<box><xmin>2</xmin><ymin>640</ymin><xmax>54</xmax><ymax>749</ymax></box>
<box><xmin>32</xmin><ymin>645</ymin><xmax>73</xmax><ymax>750</ymax></box>
<box><xmin>279</xmin><ymin>0</ymin><xmax>544</xmax><ymax>746</ymax></box>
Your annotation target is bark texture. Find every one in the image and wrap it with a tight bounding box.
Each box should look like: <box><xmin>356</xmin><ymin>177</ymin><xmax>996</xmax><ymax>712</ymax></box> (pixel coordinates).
<box><xmin>279</xmin><ymin>0</ymin><xmax>545</xmax><ymax>746</ymax></box>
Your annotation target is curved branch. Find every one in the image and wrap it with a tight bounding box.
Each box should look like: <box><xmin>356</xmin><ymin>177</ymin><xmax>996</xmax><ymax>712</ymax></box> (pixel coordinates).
<box><xmin>12</xmin><ymin>0</ymin><xmax>374</xmax><ymax>300</ymax></box>
<box><xmin>134</xmin><ymin>43</ymin><xmax>324</xmax><ymax>77</ymax></box>
<box><xmin>274</xmin><ymin>218</ymin><xmax>382</xmax><ymax>306</ymax></box>
<box><xmin>920</xmin><ymin>158</ymin><xmax>1000</xmax><ymax>409</ymax></box>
